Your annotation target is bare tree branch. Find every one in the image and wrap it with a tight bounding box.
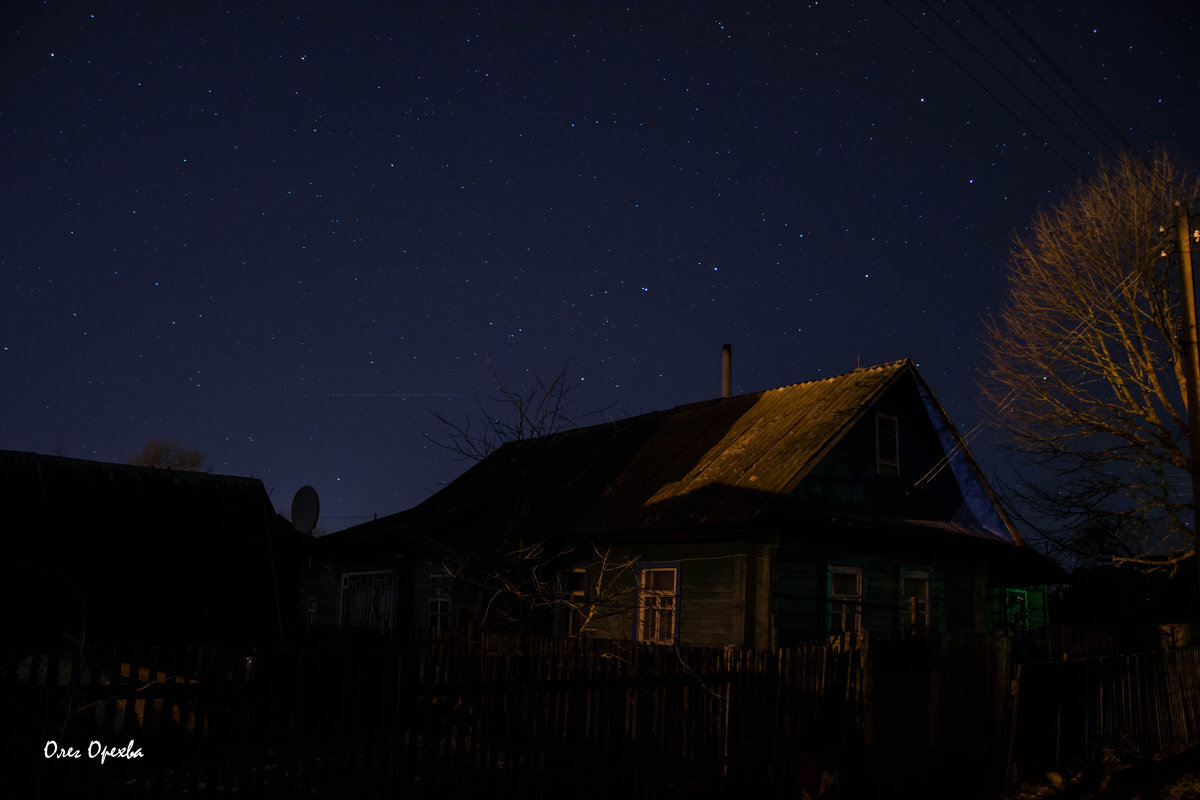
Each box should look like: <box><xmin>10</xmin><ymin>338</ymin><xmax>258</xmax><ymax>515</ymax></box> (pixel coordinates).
<box><xmin>1111</xmin><ymin>550</ymin><xmax>1194</xmax><ymax>577</ymax></box>
<box><xmin>424</xmin><ymin>360</ymin><xmax>608</xmax><ymax>461</ymax></box>
<box><xmin>423</xmin><ymin>361</ymin><xmax>631</xmax><ymax>635</ymax></box>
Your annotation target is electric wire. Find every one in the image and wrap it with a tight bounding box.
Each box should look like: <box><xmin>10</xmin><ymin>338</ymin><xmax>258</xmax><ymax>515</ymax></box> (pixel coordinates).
<box><xmin>881</xmin><ymin>0</ymin><xmax>1083</xmax><ymax>179</ymax></box>
<box><xmin>984</xmin><ymin>0</ymin><xmax>1140</xmax><ymax>159</ymax></box>
<box><xmin>964</xmin><ymin>0</ymin><xmax>1122</xmax><ymax>163</ymax></box>
<box><xmin>912</xmin><ymin>268</ymin><xmax>1148</xmax><ymax>489</ymax></box>
<box><xmin>879</xmin><ymin>1</ymin><xmax>1195</xmax><ymax>488</ymax></box>
<box><xmin>919</xmin><ymin>0</ymin><xmax>1097</xmax><ymax>165</ymax></box>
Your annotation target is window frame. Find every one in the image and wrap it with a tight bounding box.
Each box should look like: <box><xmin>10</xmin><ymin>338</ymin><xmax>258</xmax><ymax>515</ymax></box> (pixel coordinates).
<box><xmin>636</xmin><ymin>563</ymin><xmax>680</xmax><ymax>645</ymax></box>
<box><xmin>428</xmin><ymin>573</ymin><xmax>452</xmax><ymax>638</ymax></box>
<box><xmin>338</xmin><ymin>569</ymin><xmax>397</xmax><ymax>633</ymax></box>
<box><xmin>1005</xmin><ymin>588</ymin><xmax>1029</xmax><ymax>632</ymax></box>
<box><xmin>556</xmin><ymin>567</ymin><xmax>588</xmax><ymax>637</ymax></box>
<box><xmin>876</xmin><ymin>413</ymin><xmax>900</xmax><ymax>476</ymax></box>
<box><xmin>828</xmin><ymin>564</ymin><xmax>863</xmax><ymax>635</ymax></box>
<box><xmin>901</xmin><ymin>569</ymin><xmax>932</xmax><ymax>635</ymax></box>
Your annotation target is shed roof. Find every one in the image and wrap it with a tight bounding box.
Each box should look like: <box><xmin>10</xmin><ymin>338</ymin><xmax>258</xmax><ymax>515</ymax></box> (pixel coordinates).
<box><xmin>0</xmin><ymin>448</ymin><xmax>276</xmax><ymax>530</ymax></box>
<box><xmin>0</xmin><ymin>449</ymin><xmax>300</xmax><ymax>645</ymax></box>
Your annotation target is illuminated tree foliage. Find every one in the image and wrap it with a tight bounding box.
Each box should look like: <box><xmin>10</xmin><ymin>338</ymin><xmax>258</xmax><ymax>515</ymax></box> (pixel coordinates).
<box><xmin>981</xmin><ymin>150</ymin><xmax>1200</xmax><ymax>571</ymax></box>
<box><xmin>128</xmin><ymin>438</ymin><xmax>211</xmax><ymax>472</ymax></box>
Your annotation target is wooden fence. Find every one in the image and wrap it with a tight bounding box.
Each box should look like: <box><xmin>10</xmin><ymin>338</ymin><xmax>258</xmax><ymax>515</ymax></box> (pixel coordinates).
<box><xmin>1013</xmin><ymin>646</ymin><xmax>1200</xmax><ymax>777</ymax></box>
<box><xmin>8</xmin><ymin>636</ymin><xmax>865</xmax><ymax>799</ymax></box>
<box><xmin>293</xmin><ymin>637</ymin><xmax>868</xmax><ymax>797</ymax></box>
<box><xmin>867</xmin><ymin>632</ymin><xmax>1016</xmax><ymax>795</ymax></box>
<box><xmin>13</xmin><ymin>633</ymin><xmax>1199</xmax><ymax>798</ymax></box>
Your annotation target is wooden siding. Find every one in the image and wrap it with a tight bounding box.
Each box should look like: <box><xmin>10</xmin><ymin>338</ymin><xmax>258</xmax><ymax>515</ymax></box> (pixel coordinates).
<box><xmin>772</xmin><ymin>558</ymin><xmax>825</xmax><ymax>644</ymax></box>
<box><xmin>791</xmin><ymin>372</ymin><xmax>987</xmax><ymax>527</ymax></box>
<box><xmin>582</xmin><ymin>541</ymin><xmax>767</xmax><ymax>648</ymax></box>
<box><xmin>772</xmin><ymin>534</ymin><xmax>992</xmax><ymax>644</ymax></box>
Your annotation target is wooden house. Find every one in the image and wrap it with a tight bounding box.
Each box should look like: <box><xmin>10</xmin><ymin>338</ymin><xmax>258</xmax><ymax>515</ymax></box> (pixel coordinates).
<box><xmin>315</xmin><ymin>359</ymin><xmax>1063</xmax><ymax>647</ymax></box>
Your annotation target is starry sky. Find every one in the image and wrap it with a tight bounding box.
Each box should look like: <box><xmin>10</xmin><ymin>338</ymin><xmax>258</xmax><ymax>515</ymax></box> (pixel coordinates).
<box><xmin>3</xmin><ymin>1</ymin><xmax>1198</xmax><ymax>533</ymax></box>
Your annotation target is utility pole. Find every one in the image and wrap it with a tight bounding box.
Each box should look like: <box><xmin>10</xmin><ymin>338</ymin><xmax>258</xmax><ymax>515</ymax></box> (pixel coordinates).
<box><xmin>1175</xmin><ymin>202</ymin><xmax>1200</xmax><ymax>601</ymax></box>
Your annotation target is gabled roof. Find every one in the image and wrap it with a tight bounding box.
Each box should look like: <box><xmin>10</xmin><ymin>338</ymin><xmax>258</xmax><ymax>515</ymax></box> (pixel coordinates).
<box><xmin>334</xmin><ymin>359</ymin><xmax>1026</xmax><ymax>551</ymax></box>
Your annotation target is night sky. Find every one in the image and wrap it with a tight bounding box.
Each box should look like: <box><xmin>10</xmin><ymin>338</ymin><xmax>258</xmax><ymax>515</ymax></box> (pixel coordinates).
<box><xmin>3</xmin><ymin>1</ymin><xmax>1198</xmax><ymax>533</ymax></box>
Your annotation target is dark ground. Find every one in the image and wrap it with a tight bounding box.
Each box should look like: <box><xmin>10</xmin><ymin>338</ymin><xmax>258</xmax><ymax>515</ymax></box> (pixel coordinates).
<box><xmin>1006</xmin><ymin>746</ymin><xmax>1200</xmax><ymax>800</ymax></box>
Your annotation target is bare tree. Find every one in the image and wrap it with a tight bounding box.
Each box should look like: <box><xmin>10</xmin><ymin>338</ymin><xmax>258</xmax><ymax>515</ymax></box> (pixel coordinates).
<box><xmin>425</xmin><ymin>361</ymin><xmax>588</xmax><ymax>461</ymax></box>
<box><xmin>561</xmin><ymin>544</ymin><xmax>641</xmax><ymax>639</ymax></box>
<box><xmin>980</xmin><ymin>149</ymin><xmax>1200</xmax><ymax>571</ymax></box>
<box><xmin>438</xmin><ymin>540</ymin><xmax>640</xmax><ymax>639</ymax></box>
<box><xmin>128</xmin><ymin>439</ymin><xmax>211</xmax><ymax>472</ymax></box>
<box><xmin>424</xmin><ymin>362</ymin><xmax>635</xmax><ymax>636</ymax></box>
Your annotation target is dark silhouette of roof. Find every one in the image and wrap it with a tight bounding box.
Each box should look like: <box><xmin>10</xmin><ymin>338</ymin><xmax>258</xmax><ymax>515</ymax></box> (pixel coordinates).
<box><xmin>1</xmin><ymin>448</ymin><xmax>275</xmax><ymax>526</ymax></box>
<box><xmin>1</xmin><ymin>449</ymin><xmax>299</xmax><ymax>645</ymax></box>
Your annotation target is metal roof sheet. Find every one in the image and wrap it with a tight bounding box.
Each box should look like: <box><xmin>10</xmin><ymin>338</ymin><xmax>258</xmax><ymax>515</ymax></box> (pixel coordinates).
<box><xmin>578</xmin><ymin>359</ymin><xmax>908</xmax><ymax>531</ymax></box>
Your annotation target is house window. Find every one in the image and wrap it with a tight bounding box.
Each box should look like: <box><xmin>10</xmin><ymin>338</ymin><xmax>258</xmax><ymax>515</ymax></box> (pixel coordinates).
<box><xmin>829</xmin><ymin>566</ymin><xmax>863</xmax><ymax>634</ymax></box>
<box><xmin>876</xmin><ymin>414</ymin><xmax>899</xmax><ymax>476</ymax></box>
<box><xmin>637</xmin><ymin>566</ymin><xmax>679</xmax><ymax>644</ymax></box>
<box><xmin>428</xmin><ymin>574</ymin><xmax>452</xmax><ymax>638</ymax></box>
<box><xmin>1005</xmin><ymin>588</ymin><xmax>1028</xmax><ymax>632</ymax></box>
<box><xmin>556</xmin><ymin>568</ymin><xmax>588</xmax><ymax>636</ymax></box>
<box><xmin>902</xmin><ymin>570</ymin><xmax>931</xmax><ymax>635</ymax></box>
<box><xmin>340</xmin><ymin>571</ymin><xmax>396</xmax><ymax>632</ymax></box>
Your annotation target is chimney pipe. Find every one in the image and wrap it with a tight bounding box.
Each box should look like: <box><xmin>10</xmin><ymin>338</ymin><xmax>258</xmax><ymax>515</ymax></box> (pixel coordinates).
<box><xmin>721</xmin><ymin>343</ymin><xmax>732</xmax><ymax>398</ymax></box>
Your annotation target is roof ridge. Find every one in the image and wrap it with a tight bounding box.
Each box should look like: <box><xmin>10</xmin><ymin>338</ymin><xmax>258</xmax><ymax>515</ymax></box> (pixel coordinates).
<box><xmin>669</xmin><ymin>358</ymin><xmax>914</xmax><ymax>409</ymax></box>
<box><xmin>491</xmin><ymin>359</ymin><xmax>917</xmax><ymax>445</ymax></box>
<box><xmin>757</xmin><ymin>357</ymin><xmax>912</xmax><ymax>395</ymax></box>
<box><xmin>472</xmin><ymin>359</ymin><xmax>912</xmax><ymax>460</ymax></box>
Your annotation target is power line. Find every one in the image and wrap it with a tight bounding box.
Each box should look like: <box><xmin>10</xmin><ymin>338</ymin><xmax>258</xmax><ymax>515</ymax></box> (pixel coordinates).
<box><xmin>964</xmin><ymin>0</ymin><xmax>1120</xmax><ymax>164</ymax></box>
<box><xmin>983</xmin><ymin>0</ymin><xmax>1139</xmax><ymax>159</ymax></box>
<box><xmin>914</xmin><ymin>256</ymin><xmax>1171</xmax><ymax>490</ymax></box>
<box><xmin>881</xmin><ymin>0</ymin><xmax>1082</xmax><ymax>178</ymax></box>
<box><xmin>918</xmin><ymin>0</ymin><xmax>1097</xmax><ymax>166</ymax></box>
<box><xmin>324</xmin><ymin>392</ymin><xmax>467</xmax><ymax>399</ymax></box>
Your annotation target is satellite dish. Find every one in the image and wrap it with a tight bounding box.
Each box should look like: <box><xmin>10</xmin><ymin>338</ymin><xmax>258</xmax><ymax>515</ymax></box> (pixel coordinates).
<box><xmin>291</xmin><ymin>485</ymin><xmax>320</xmax><ymax>534</ymax></box>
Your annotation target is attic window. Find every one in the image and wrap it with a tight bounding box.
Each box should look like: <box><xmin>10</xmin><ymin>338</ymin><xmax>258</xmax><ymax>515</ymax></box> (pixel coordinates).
<box><xmin>876</xmin><ymin>414</ymin><xmax>899</xmax><ymax>476</ymax></box>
